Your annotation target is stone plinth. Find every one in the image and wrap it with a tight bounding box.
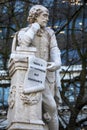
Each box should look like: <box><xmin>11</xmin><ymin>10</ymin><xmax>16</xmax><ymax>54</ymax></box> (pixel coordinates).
<box><xmin>7</xmin><ymin>47</ymin><xmax>44</xmax><ymax>130</ymax></box>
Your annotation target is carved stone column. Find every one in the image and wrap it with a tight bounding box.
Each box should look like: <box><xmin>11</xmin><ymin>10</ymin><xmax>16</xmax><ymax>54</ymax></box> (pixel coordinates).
<box><xmin>7</xmin><ymin>47</ymin><xmax>44</xmax><ymax>130</ymax></box>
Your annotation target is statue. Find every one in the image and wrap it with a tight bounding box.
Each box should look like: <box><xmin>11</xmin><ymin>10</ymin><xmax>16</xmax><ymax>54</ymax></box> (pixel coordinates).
<box><xmin>8</xmin><ymin>5</ymin><xmax>62</xmax><ymax>130</ymax></box>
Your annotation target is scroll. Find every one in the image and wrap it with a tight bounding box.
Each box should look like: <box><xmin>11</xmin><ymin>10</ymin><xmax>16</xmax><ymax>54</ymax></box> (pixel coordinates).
<box><xmin>23</xmin><ymin>56</ymin><xmax>47</xmax><ymax>93</ymax></box>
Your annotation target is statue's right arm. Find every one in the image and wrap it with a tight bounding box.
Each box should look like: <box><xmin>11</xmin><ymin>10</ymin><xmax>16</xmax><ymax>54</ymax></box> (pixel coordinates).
<box><xmin>18</xmin><ymin>23</ymin><xmax>40</xmax><ymax>47</ymax></box>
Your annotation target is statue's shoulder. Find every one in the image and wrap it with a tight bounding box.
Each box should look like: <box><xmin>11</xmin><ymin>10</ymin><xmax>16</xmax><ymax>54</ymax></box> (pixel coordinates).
<box><xmin>45</xmin><ymin>27</ymin><xmax>55</xmax><ymax>37</ymax></box>
<box><xmin>19</xmin><ymin>26</ymin><xmax>29</xmax><ymax>33</ymax></box>
<box><xmin>13</xmin><ymin>27</ymin><xmax>29</xmax><ymax>37</ymax></box>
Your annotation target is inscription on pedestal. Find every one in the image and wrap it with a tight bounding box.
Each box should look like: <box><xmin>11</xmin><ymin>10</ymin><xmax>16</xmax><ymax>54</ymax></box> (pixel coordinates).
<box><xmin>23</xmin><ymin>56</ymin><xmax>47</xmax><ymax>93</ymax></box>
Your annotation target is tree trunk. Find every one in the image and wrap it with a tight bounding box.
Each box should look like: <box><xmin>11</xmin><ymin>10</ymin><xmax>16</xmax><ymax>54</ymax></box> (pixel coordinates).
<box><xmin>66</xmin><ymin>113</ymin><xmax>77</xmax><ymax>130</ymax></box>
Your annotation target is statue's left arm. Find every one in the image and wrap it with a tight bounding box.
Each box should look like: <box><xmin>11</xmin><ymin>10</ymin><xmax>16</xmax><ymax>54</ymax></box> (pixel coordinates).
<box><xmin>46</xmin><ymin>28</ymin><xmax>62</xmax><ymax>104</ymax></box>
<box><xmin>47</xmin><ymin>29</ymin><xmax>61</xmax><ymax>71</ymax></box>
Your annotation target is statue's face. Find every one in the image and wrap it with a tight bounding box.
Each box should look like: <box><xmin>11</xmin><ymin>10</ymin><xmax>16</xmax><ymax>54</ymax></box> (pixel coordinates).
<box><xmin>36</xmin><ymin>11</ymin><xmax>49</xmax><ymax>28</ymax></box>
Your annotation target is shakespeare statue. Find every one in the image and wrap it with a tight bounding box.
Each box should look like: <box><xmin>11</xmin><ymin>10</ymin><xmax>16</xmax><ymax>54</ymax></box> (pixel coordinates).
<box><xmin>8</xmin><ymin>4</ymin><xmax>62</xmax><ymax>130</ymax></box>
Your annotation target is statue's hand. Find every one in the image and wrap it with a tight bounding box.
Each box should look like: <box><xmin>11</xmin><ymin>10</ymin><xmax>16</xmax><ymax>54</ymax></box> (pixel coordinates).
<box><xmin>47</xmin><ymin>62</ymin><xmax>59</xmax><ymax>71</ymax></box>
<box><xmin>31</xmin><ymin>22</ymin><xmax>40</xmax><ymax>34</ymax></box>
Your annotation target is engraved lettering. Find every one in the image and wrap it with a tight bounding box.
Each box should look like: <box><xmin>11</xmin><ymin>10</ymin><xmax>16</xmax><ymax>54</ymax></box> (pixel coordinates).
<box><xmin>28</xmin><ymin>78</ymin><xmax>42</xmax><ymax>83</ymax></box>
<box><xmin>33</xmin><ymin>62</ymin><xmax>41</xmax><ymax>66</ymax></box>
<box><xmin>30</xmin><ymin>66</ymin><xmax>46</xmax><ymax>73</ymax></box>
<box><xmin>33</xmin><ymin>62</ymin><xmax>43</xmax><ymax>67</ymax></box>
<box><xmin>34</xmin><ymin>73</ymin><xmax>39</xmax><ymax>76</ymax></box>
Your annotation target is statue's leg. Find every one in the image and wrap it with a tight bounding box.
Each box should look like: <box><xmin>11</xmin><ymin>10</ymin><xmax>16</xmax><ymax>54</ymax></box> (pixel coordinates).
<box><xmin>42</xmin><ymin>81</ymin><xmax>59</xmax><ymax>130</ymax></box>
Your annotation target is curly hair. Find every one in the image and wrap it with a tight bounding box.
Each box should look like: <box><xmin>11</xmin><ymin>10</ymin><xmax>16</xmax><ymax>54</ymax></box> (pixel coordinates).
<box><xmin>27</xmin><ymin>5</ymin><xmax>49</xmax><ymax>24</ymax></box>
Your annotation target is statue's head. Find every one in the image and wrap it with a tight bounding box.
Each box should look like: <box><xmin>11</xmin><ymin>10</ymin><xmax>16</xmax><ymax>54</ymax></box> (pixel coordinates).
<box><xmin>27</xmin><ymin>5</ymin><xmax>49</xmax><ymax>28</ymax></box>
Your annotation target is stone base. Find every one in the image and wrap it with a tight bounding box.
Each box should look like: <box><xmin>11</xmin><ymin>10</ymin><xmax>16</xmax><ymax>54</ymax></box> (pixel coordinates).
<box><xmin>7</xmin><ymin>122</ymin><xmax>49</xmax><ymax>130</ymax></box>
<box><xmin>7</xmin><ymin>121</ymin><xmax>44</xmax><ymax>130</ymax></box>
<box><xmin>43</xmin><ymin>124</ymin><xmax>49</xmax><ymax>130</ymax></box>
<box><xmin>7</xmin><ymin>47</ymin><xmax>49</xmax><ymax>130</ymax></box>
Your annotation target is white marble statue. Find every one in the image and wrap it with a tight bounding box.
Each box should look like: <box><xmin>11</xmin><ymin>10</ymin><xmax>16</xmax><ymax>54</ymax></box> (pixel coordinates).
<box><xmin>11</xmin><ymin>5</ymin><xmax>62</xmax><ymax>130</ymax></box>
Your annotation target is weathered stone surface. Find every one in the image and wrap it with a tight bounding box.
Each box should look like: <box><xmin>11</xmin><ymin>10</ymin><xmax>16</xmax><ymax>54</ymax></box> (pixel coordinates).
<box><xmin>7</xmin><ymin>47</ymin><xmax>45</xmax><ymax>130</ymax></box>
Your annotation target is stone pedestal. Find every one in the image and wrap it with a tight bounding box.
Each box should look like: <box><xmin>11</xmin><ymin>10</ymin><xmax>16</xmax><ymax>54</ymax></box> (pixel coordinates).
<box><xmin>7</xmin><ymin>47</ymin><xmax>45</xmax><ymax>130</ymax></box>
